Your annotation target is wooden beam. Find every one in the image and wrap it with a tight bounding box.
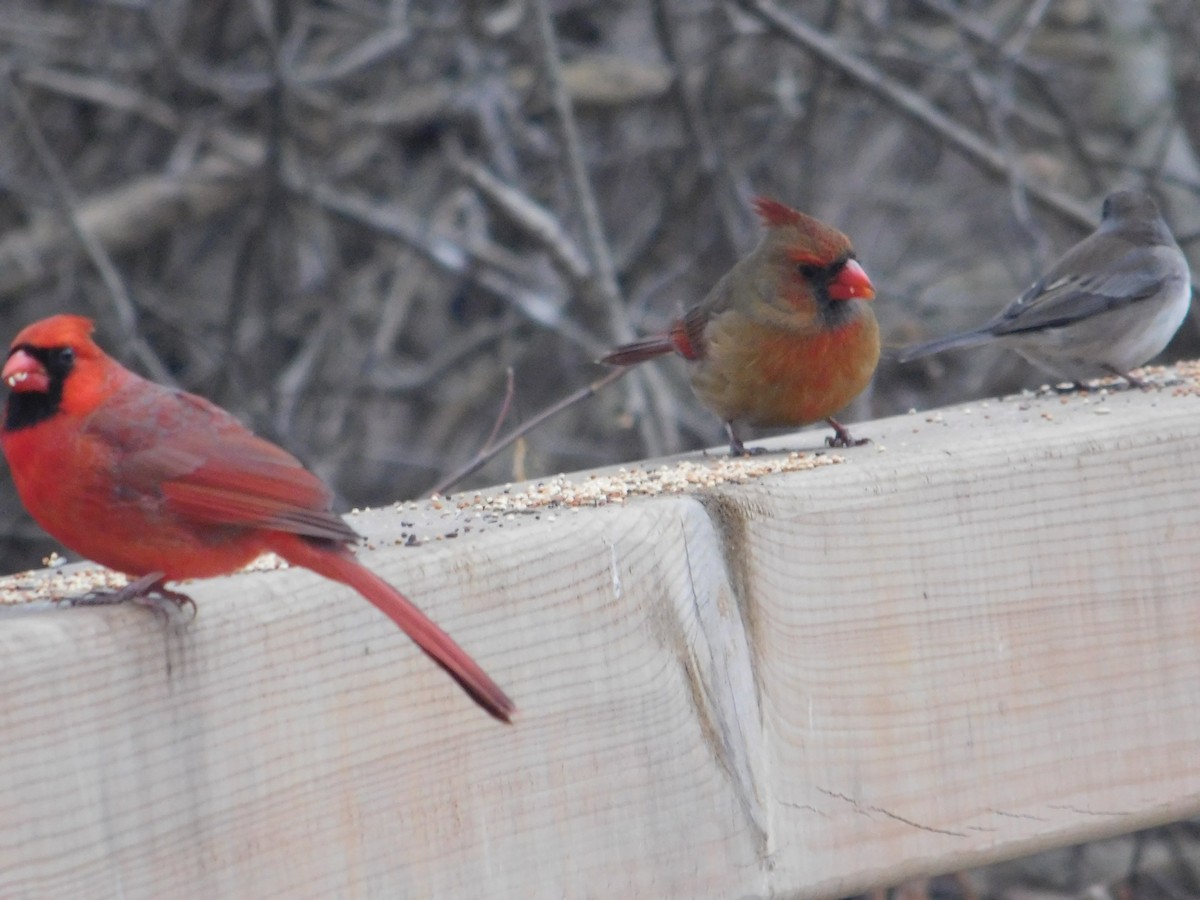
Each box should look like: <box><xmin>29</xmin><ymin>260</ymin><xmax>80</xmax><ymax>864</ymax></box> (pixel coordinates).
<box><xmin>2</xmin><ymin>378</ymin><xmax>1199</xmax><ymax>897</ymax></box>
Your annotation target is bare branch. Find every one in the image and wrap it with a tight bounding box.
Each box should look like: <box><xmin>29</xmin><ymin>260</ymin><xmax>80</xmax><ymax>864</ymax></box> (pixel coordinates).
<box><xmin>18</xmin><ymin>65</ymin><xmax>181</xmax><ymax>131</ymax></box>
<box><xmin>529</xmin><ymin>0</ymin><xmax>624</xmax><ymax>325</ymax></box>
<box><xmin>0</xmin><ymin>148</ymin><xmax>255</xmax><ymax>302</ymax></box>
<box><xmin>650</xmin><ymin>0</ymin><xmax>753</xmax><ymax>251</ymax></box>
<box><xmin>453</xmin><ymin>156</ymin><xmax>592</xmax><ymax>285</ymax></box>
<box><xmin>731</xmin><ymin>0</ymin><xmax>1095</xmax><ymax>226</ymax></box>
<box><xmin>531</xmin><ymin>0</ymin><xmax>674</xmax><ymax>457</ymax></box>
<box><xmin>298</xmin><ymin>180</ymin><xmax>605</xmax><ymax>355</ymax></box>
<box><xmin>482</xmin><ymin>367</ymin><xmax>517</xmax><ymax>453</ymax></box>
<box><xmin>7</xmin><ymin>70</ymin><xmax>175</xmax><ymax>383</ymax></box>
<box><xmin>910</xmin><ymin>0</ymin><xmax>1103</xmax><ymax>192</ymax></box>
<box><xmin>364</xmin><ymin>321</ymin><xmax>509</xmax><ymax>393</ymax></box>
<box><xmin>428</xmin><ymin>366</ymin><xmax>631</xmax><ymax>497</ymax></box>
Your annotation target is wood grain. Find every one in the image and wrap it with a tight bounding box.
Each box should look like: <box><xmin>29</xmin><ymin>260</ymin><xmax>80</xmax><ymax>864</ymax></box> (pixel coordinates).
<box><xmin>2</xmin><ymin>383</ymin><xmax>1199</xmax><ymax>897</ymax></box>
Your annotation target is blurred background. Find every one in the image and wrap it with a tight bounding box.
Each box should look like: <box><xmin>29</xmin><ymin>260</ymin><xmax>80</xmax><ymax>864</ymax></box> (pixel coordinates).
<box><xmin>1</xmin><ymin>1</ymin><xmax>1199</xmax><ymax>895</ymax></box>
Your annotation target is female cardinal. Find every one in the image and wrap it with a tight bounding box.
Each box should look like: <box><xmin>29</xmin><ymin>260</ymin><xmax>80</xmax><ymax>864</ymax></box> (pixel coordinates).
<box><xmin>897</xmin><ymin>190</ymin><xmax>1192</xmax><ymax>388</ymax></box>
<box><xmin>0</xmin><ymin>315</ymin><xmax>513</xmax><ymax>722</ymax></box>
<box><xmin>601</xmin><ymin>196</ymin><xmax>879</xmax><ymax>454</ymax></box>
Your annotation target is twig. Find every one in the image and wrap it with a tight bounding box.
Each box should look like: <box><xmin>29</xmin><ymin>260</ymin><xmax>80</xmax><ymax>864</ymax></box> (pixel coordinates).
<box><xmin>1002</xmin><ymin>0</ymin><xmax>1055</xmax><ymax>58</ymax></box>
<box><xmin>274</xmin><ymin>302</ymin><xmax>339</xmax><ymax>439</ymax></box>
<box><xmin>0</xmin><ymin>148</ymin><xmax>254</xmax><ymax>301</ymax></box>
<box><xmin>299</xmin><ymin>180</ymin><xmax>606</xmax><ymax>355</ymax></box>
<box><xmin>650</xmin><ymin>0</ymin><xmax>752</xmax><ymax>252</ymax></box>
<box><xmin>482</xmin><ymin>367</ymin><xmax>517</xmax><ymax>452</ymax></box>
<box><xmin>731</xmin><ymin>0</ymin><xmax>1095</xmax><ymax>227</ymax></box>
<box><xmin>289</xmin><ymin>26</ymin><xmax>413</xmax><ymax>87</ymax></box>
<box><xmin>18</xmin><ymin>65</ymin><xmax>181</xmax><ymax>131</ymax></box>
<box><xmin>6</xmin><ymin>69</ymin><xmax>175</xmax><ymax>384</ymax></box>
<box><xmin>339</xmin><ymin>56</ymin><xmax>672</xmax><ymax>131</ymax></box>
<box><xmin>453</xmin><ymin>156</ymin><xmax>592</xmax><ymax>284</ymax></box>
<box><xmin>792</xmin><ymin>0</ymin><xmax>841</xmax><ymax>206</ymax></box>
<box><xmin>530</xmin><ymin>0</ymin><xmax>626</xmax><ymax>323</ymax></box>
<box><xmin>366</xmin><ymin>323</ymin><xmax>510</xmax><ymax>394</ymax></box>
<box><xmin>911</xmin><ymin>0</ymin><xmax>1102</xmax><ymax>193</ymax></box>
<box><xmin>531</xmin><ymin>0</ymin><xmax>673</xmax><ymax>457</ymax></box>
<box><xmin>966</xmin><ymin>70</ymin><xmax>1053</xmax><ymax>268</ymax></box>
<box><xmin>428</xmin><ymin>366</ymin><xmax>631</xmax><ymax>496</ymax></box>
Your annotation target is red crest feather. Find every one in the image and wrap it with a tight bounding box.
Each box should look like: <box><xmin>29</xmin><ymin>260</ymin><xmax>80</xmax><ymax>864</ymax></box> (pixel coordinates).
<box><xmin>11</xmin><ymin>314</ymin><xmax>96</xmax><ymax>350</ymax></box>
<box><xmin>753</xmin><ymin>196</ymin><xmax>803</xmax><ymax>229</ymax></box>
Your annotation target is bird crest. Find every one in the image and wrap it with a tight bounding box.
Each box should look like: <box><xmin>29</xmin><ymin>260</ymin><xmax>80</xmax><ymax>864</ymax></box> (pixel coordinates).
<box><xmin>753</xmin><ymin>196</ymin><xmax>804</xmax><ymax>229</ymax></box>
<box><xmin>11</xmin><ymin>314</ymin><xmax>96</xmax><ymax>351</ymax></box>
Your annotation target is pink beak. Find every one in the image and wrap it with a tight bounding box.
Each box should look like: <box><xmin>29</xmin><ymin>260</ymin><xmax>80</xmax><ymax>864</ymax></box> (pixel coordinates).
<box><xmin>2</xmin><ymin>349</ymin><xmax>50</xmax><ymax>393</ymax></box>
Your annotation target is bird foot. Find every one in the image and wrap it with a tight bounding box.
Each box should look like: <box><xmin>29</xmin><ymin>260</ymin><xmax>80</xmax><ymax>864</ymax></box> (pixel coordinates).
<box><xmin>728</xmin><ymin>443</ymin><xmax>769</xmax><ymax>457</ymax></box>
<box><xmin>69</xmin><ymin>572</ymin><xmax>197</xmax><ymax>623</ymax></box>
<box><xmin>825</xmin><ymin>434</ymin><xmax>870</xmax><ymax>448</ymax></box>
<box><xmin>1113</xmin><ymin>370</ymin><xmax>1150</xmax><ymax>390</ymax></box>
<box><xmin>724</xmin><ymin>422</ymin><xmax>769</xmax><ymax>456</ymax></box>
<box><xmin>1057</xmin><ymin>371</ymin><xmax>1152</xmax><ymax>393</ymax></box>
<box><xmin>824</xmin><ymin>418</ymin><xmax>869</xmax><ymax>448</ymax></box>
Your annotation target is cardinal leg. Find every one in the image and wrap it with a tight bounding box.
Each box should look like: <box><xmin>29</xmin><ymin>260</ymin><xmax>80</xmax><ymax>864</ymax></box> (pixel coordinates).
<box><xmin>71</xmin><ymin>571</ymin><xmax>197</xmax><ymax>621</ymax></box>
<box><xmin>824</xmin><ymin>417</ymin><xmax>869</xmax><ymax>448</ymax></box>
<box><xmin>725</xmin><ymin>422</ymin><xmax>766</xmax><ymax>456</ymax></box>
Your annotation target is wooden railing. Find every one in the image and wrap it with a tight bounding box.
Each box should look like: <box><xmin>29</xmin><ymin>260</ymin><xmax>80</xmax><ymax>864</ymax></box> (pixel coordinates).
<box><xmin>3</xmin><ymin>378</ymin><xmax>1199</xmax><ymax>898</ymax></box>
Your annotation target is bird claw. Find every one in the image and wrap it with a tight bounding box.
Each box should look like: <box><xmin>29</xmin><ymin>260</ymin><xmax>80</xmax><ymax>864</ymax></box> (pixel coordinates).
<box><xmin>825</xmin><ymin>434</ymin><xmax>870</xmax><ymax>449</ymax></box>
<box><xmin>729</xmin><ymin>443</ymin><xmax>769</xmax><ymax>457</ymax></box>
<box><xmin>138</xmin><ymin>589</ymin><xmax>198</xmax><ymax>624</ymax></box>
<box><xmin>1117</xmin><ymin>373</ymin><xmax>1150</xmax><ymax>390</ymax></box>
<box><xmin>724</xmin><ymin>422</ymin><xmax>767</xmax><ymax>456</ymax></box>
<box><xmin>1055</xmin><ymin>370</ymin><xmax>1153</xmax><ymax>394</ymax></box>
<box><xmin>824</xmin><ymin>418</ymin><xmax>869</xmax><ymax>448</ymax></box>
<box><xmin>66</xmin><ymin>574</ymin><xmax>197</xmax><ymax>624</ymax></box>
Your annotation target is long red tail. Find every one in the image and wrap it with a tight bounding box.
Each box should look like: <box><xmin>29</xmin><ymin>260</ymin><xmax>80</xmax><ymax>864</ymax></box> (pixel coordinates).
<box><xmin>271</xmin><ymin>535</ymin><xmax>515</xmax><ymax>723</ymax></box>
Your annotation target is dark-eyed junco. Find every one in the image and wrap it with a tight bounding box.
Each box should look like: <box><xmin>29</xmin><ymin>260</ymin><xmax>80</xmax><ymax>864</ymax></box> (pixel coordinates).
<box><xmin>898</xmin><ymin>190</ymin><xmax>1192</xmax><ymax>387</ymax></box>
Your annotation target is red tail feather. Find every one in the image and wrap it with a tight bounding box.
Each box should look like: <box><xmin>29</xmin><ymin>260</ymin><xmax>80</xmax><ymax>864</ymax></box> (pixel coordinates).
<box><xmin>272</xmin><ymin>535</ymin><xmax>515</xmax><ymax>723</ymax></box>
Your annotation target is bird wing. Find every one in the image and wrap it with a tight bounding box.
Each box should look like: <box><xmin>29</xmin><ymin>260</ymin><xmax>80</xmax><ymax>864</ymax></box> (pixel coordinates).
<box><xmin>989</xmin><ymin>241</ymin><xmax>1175</xmax><ymax>336</ymax></box>
<box><xmin>91</xmin><ymin>384</ymin><xmax>358</xmax><ymax>543</ymax></box>
<box><xmin>675</xmin><ymin>305</ymin><xmax>711</xmax><ymax>359</ymax></box>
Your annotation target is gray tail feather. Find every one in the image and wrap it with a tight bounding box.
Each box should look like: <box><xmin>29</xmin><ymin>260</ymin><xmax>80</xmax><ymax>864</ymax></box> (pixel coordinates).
<box><xmin>895</xmin><ymin>328</ymin><xmax>995</xmax><ymax>363</ymax></box>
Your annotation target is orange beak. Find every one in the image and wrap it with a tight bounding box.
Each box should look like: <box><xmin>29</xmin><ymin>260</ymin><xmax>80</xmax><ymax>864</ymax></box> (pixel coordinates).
<box><xmin>828</xmin><ymin>259</ymin><xmax>875</xmax><ymax>301</ymax></box>
<box><xmin>2</xmin><ymin>349</ymin><xmax>50</xmax><ymax>394</ymax></box>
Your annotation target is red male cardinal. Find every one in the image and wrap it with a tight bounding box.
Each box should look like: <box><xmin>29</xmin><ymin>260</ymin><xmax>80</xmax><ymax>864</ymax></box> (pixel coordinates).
<box><xmin>601</xmin><ymin>197</ymin><xmax>879</xmax><ymax>454</ymax></box>
<box><xmin>1</xmin><ymin>315</ymin><xmax>514</xmax><ymax>723</ymax></box>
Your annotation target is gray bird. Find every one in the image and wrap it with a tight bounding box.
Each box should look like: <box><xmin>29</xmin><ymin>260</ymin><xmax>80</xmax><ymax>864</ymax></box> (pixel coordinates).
<box><xmin>898</xmin><ymin>190</ymin><xmax>1192</xmax><ymax>388</ymax></box>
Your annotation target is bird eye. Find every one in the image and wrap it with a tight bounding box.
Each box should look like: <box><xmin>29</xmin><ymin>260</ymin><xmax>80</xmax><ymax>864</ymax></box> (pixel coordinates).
<box><xmin>795</xmin><ymin>262</ymin><xmax>820</xmax><ymax>280</ymax></box>
<box><xmin>58</xmin><ymin>347</ymin><xmax>75</xmax><ymax>367</ymax></box>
